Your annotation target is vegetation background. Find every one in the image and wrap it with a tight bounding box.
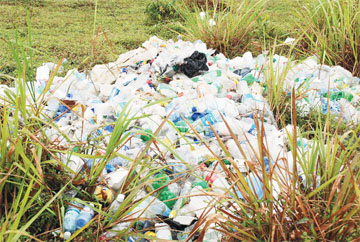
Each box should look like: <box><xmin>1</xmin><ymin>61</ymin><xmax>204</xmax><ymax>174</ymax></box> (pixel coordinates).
<box><xmin>0</xmin><ymin>0</ymin><xmax>359</xmax><ymax>241</ymax></box>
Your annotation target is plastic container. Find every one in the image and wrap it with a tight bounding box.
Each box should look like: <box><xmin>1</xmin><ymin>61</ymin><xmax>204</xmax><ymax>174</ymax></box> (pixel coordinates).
<box><xmin>64</xmin><ymin>202</ymin><xmax>82</xmax><ymax>239</ymax></box>
<box><xmin>94</xmin><ymin>185</ymin><xmax>113</xmax><ymax>203</ymax></box>
<box><xmin>104</xmin><ymin>168</ymin><xmax>129</xmax><ymax>190</ymax></box>
<box><xmin>170</xmin><ymin>182</ymin><xmax>192</xmax><ymax>218</ymax></box>
<box><xmin>130</xmin><ymin>196</ymin><xmax>171</xmax><ymax>218</ymax></box>
<box><xmin>155</xmin><ymin>223</ymin><xmax>172</xmax><ymax>240</ymax></box>
<box><xmin>76</xmin><ymin>204</ymin><xmax>95</xmax><ymax>229</ymax></box>
<box><xmin>159</xmin><ymin>190</ymin><xmax>177</xmax><ymax>209</ymax></box>
<box><xmin>110</xmin><ymin>194</ymin><xmax>125</xmax><ymax>213</ymax></box>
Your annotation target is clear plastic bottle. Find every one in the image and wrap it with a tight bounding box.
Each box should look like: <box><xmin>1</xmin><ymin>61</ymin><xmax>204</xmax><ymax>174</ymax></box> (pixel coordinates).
<box><xmin>110</xmin><ymin>194</ymin><xmax>125</xmax><ymax>213</ymax></box>
<box><xmin>99</xmin><ymin>222</ymin><xmax>131</xmax><ymax>240</ymax></box>
<box><xmin>64</xmin><ymin>202</ymin><xmax>82</xmax><ymax>239</ymax></box>
<box><xmin>130</xmin><ymin>196</ymin><xmax>171</xmax><ymax>218</ymax></box>
<box><xmin>76</xmin><ymin>204</ymin><xmax>94</xmax><ymax>229</ymax></box>
<box><xmin>155</xmin><ymin>223</ymin><xmax>172</xmax><ymax>240</ymax></box>
<box><xmin>203</xmin><ymin>229</ymin><xmax>222</xmax><ymax>242</ymax></box>
<box><xmin>169</xmin><ymin>182</ymin><xmax>192</xmax><ymax>218</ymax></box>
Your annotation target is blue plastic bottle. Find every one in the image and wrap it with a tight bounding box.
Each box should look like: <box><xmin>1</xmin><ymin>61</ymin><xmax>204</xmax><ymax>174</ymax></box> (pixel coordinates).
<box><xmin>76</xmin><ymin>204</ymin><xmax>94</xmax><ymax>229</ymax></box>
<box><xmin>64</xmin><ymin>202</ymin><xmax>82</xmax><ymax>239</ymax></box>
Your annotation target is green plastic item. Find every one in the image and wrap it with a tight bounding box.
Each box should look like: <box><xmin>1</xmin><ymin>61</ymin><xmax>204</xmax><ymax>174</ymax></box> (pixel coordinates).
<box><xmin>152</xmin><ymin>173</ymin><xmax>170</xmax><ymax>190</ymax></box>
<box><xmin>322</xmin><ymin>91</ymin><xmax>353</xmax><ymax>102</ymax></box>
<box><xmin>223</xmin><ymin>159</ymin><xmax>231</xmax><ymax>165</ymax></box>
<box><xmin>242</xmin><ymin>74</ymin><xmax>257</xmax><ymax>85</ymax></box>
<box><xmin>159</xmin><ymin>190</ymin><xmax>177</xmax><ymax>209</ymax></box>
<box><xmin>175</xmin><ymin>120</ymin><xmax>189</xmax><ymax>132</ymax></box>
<box><xmin>140</xmin><ymin>129</ymin><xmax>153</xmax><ymax>142</ymax></box>
<box><xmin>192</xmin><ymin>180</ymin><xmax>209</xmax><ymax>189</ymax></box>
<box><xmin>192</xmin><ymin>70</ymin><xmax>222</xmax><ymax>83</ymax></box>
<box><xmin>209</xmin><ymin>55</ymin><xmax>221</xmax><ymax>63</ymax></box>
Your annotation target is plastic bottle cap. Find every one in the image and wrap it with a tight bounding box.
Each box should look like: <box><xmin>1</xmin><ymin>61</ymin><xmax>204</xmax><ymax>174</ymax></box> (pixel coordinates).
<box><xmin>145</xmin><ymin>231</ymin><xmax>156</xmax><ymax>237</ymax></box>
<box><xmin>64</xmin><ymin>231</ymin><xmax>71</xmax><ymax>240</ymax></box>
<box><xmin>169</xmin><ymin>210</ymin><xmax>176</xmax><ymax>218</ymax></box>
<box><xmin>116</xmin><ymin>194</ymin><xmax>125</xmax><ymax>202</ymax></box>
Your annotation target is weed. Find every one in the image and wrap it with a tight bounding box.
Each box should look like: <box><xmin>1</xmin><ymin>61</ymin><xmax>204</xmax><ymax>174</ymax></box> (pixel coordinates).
<box><xmin>145</xmin><ymin>0</ymin><xmax>178</xmax><ymax>23</ymax></box>
<box><xmin>175</xmin><ymin>0</ymin><xmax>267</xmax><ymax>58</ymax></box>
<box><xmin>296</xmin><ymin>0</ymin><xmax>360</xmax><ymax>76</ymax></box>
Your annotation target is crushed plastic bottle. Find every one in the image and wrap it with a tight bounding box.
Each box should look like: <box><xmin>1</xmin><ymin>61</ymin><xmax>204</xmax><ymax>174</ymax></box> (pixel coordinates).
<box><xmin>76</xmin><ymin>204</ymin><xmax>95</xmax><ymax>229</ymax></box>
<box><xmin>64</xmin><ymin>202</ymin><xmax>83</xmax><ymax>239</ymax></box>
<box><xmin>155</xmin><ymin>223</ymin><xmax>172</xmax><ymax>240</ymax></box>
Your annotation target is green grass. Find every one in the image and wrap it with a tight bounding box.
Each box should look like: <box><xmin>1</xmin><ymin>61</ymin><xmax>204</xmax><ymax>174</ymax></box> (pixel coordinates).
<box><xmin>0</xmin><ymin>0</ymin><xmax>176</xmax><ymax>84</ymax></box>
<box><xmin>1</xmin><ymin>0</ymin><xmax>360</xmax><ymax>241</ymax></box>
<box><xmin>295</xmin><ymin>0</ymin><xmax>360</xmax><ymax>76</ymax></box>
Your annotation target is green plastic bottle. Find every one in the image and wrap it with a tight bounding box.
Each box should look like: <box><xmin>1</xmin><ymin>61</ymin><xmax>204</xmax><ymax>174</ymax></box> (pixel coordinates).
<box><xmin>159</xmin><ymin>190</ymin><xmax>177</xmax><ymax>209</ymax></box>
<box><xmin>152</xmin><ymin>173</ymin><xmax>170</xmax><ymax>190</ymax></box>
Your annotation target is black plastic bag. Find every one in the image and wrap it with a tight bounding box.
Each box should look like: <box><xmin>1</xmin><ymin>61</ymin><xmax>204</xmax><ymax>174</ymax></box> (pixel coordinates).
<box><xmin>179</xmin><ymin>51</ymin><xmax>209</xmax><ymax>78</ymax></box>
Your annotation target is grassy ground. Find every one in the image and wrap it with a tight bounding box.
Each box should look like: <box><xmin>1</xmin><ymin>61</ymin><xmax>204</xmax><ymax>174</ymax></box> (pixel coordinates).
<box><xmin>0</xmin><ymin>0</ymin><xmax>176</xmax><ymax>84</ymax></box>
<box><xmin>0</xmin><ymin>0</ymin><xmax>302</xmax><ymax>85</ymax></box>
<box><xmin>1</xmin><ymin>0</ymin><xmax>360</xmax><ymax>241</ymax></box>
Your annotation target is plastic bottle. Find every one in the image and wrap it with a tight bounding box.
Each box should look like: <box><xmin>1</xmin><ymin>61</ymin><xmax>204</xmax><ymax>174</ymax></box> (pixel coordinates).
<box><xmin>169</xmin><ymin>182</ymin><xmax>192</xmax><ymax>218</ymax></box>
<box><xmin>76</xmin><ymin>204</ymin><xmax>95</xmax><ymax>229</ymax></box>
<box><xmin>110</xmin><ymin>194</ymin><xmax>125</xmax><ymax>213</ymax></box>
<box><xmin>203</xmin><ymin>229</ymin><xmax>222</xmax><ymax>242</ymax></box>
<box><xmin>104</xmin><ymin>168</ymin><xmax>129</xmax><ymax>190</ymax></box>
<box><xmin>130</xmin><ymin>196</ymin><xmax>171</xmax><ymax>218</ymax></box>
<box><xmin>177</xmin><ymin>223</ymin><xmax>195</xmax><ymax>240</ymax></box>
<box><xmin>155</xmin><ymin>223</ymin><xmax>172</xmax><ymax>240</ymax></box>
<box><xmin>159</xmin><ymin>190</ymin><xmax>177</xmax><ymax>209</ymax></box>
<box><xmin>236</xmin><ymin>173</ymin><xmax>263</xmax><ymax>199</ymax></box>
<box><xmin>167</xmin><ymin>182</ymin><xmax>180</xmax><ymax>196</ymax></box>
<box><xmin>99</xmin><ymin>222</ymin><xmax>131</xmax><ymax>240</ymax></box>
<box><xmin>152</xmin><ymin>173</ymin><xmax>170</xmax><ymax>190</ymax></box>
<box><xmin>192</xmin><ymin>70</ymin><xmax>222</xmax><ymax>83</ymax></box>
<box><xmin>204</xmin><ymin>171</ymin><xmax>231</xmax><ymax>194</ymax></box>
<box><xmin>64</xmin><ymin>202</ymin><xmax>82</xmax><ymax>239</ymax></box>
<box><xmin>148</xmin><ymin>197</ymin><xmax>171</xmax><ymax>217</ymax></box>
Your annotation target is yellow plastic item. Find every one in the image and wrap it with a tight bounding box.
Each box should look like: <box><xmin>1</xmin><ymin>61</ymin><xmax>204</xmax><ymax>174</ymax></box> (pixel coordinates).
<box><xmin>169</xmin><ymin>210</ymin><xmax>176</xmax><ymax>218</ymax></box>
<box><xmin>145</xmin><ymin>231</ymin><xmax>156</xmax><ymax>237</ymax></box>
<box><xmin>95</xmin><ymin>186</ymin><xmax>113</xmax><ymax>203</ymax></box>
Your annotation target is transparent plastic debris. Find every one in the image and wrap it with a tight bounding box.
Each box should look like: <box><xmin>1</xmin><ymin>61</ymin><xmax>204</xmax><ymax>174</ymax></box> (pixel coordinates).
<box><xmin>64</xmin><ymin>202</ymin><xmax>83</xmax><ymax>238</ymax></box>
<box><xmin>76</xmin><ymin>204</ymin><xmax>95</xmax><ymax>229</ymax></box>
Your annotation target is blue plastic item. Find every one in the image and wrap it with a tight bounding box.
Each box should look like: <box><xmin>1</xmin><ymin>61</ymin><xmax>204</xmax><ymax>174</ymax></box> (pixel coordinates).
<box><xmin>104</xmin><ymin>125</ymin><xmax>114</xmax><ymax>132</ymax></box>
<box><xmin>64</xmin><ymin>202</ymin><xmax>82</xmax><ymax>234</ymax></box>
<box><xmin>76</xmin><ymin>205</ymin><xmax>94</xmax><ymax>229</ymax></box>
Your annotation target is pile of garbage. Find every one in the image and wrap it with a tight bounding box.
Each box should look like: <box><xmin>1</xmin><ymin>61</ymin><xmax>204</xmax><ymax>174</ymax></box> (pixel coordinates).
<box><xmin>1</xmin><ymin>36</ymin><xmax>360</xmax><ymax>241</ymax></box>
